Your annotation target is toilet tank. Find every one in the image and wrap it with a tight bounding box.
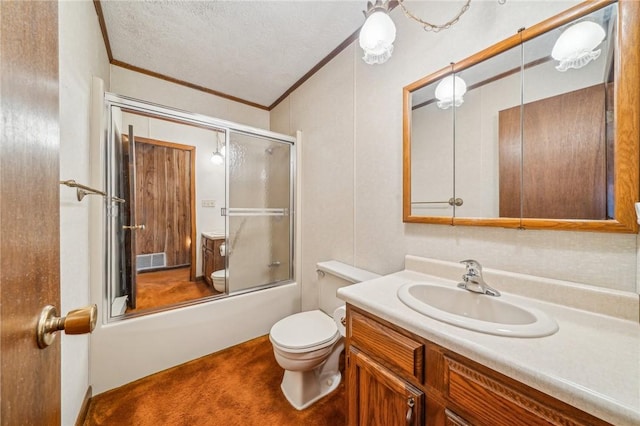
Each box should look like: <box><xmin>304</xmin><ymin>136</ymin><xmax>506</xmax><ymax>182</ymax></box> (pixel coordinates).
<box><xmin>316</xmin><ymin>260</ymin><xmax>380</xmax><ymax>315</ymax></box>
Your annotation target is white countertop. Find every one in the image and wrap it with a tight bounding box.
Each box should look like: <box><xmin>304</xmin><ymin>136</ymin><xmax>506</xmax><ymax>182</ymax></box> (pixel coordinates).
<box><xmin>337</xmin><ymin>268</ymin><xmax>640</xmax><ymax>426</ymax></box>
<box><xmin>201</xmin><ymin>231</ymin><xmax>225</xmax><ymax>239</ymax></box>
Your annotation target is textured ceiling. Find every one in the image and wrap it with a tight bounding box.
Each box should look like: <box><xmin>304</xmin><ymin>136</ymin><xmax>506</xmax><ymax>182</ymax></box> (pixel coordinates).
<box><xmin>100</xmin><ymin>0</ymin><xmax>367</xmax><ymax>109</ymax></box>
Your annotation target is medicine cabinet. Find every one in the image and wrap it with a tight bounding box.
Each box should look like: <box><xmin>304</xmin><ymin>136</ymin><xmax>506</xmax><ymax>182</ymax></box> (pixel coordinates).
<box><xmin>403</xmin><ymin>0</ymin><xmax>639</xmax><ymax>233</ymax></box>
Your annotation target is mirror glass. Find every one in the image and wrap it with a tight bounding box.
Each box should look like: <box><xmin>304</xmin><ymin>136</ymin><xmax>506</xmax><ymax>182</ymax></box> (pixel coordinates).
<box><xmin>410</xmin><ymin>78</ymin><xmax>454</xmax><ymax>217</ymax></box>
<box><xmin>453</xmin><ymin>45</ymin><xmax>523</xmax><ymax>219</ymax></box>
<box><xmin>404</xmin><ymin>1</ymin><xmax>636</xmax><ymax>232</ymax></box>
<box><xmin>520</xmin><ymin>4</ymin><xmax>616</xmax><ymax>219</ymax></box>
<box><xmin>226</xmin><ymin>131</ymin><xmax>293</xmax><ymax>294</ymax></box>
<box><xmin>108</xmin><ymin>106</ymin><xmax>228</xmax><ymax>317</ymax></box>
<box><xmin>105</xmin><ymin>96</ymin><xmax>295</xmax><ymax>320</ymax></box>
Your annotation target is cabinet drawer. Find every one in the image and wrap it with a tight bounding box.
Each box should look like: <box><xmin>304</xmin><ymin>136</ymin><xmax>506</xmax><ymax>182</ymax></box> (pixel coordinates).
<box><xmin>445</xmin><ymin>409</ymin><xmax>471</xmax><ymax>426</ymax></box>
<box><xmin>349</xmin><ymin>310</ymin><xmax>424</xmax><ymax>383</ymax></box>
<box><xmin>444</xmin><ymin>356</ymin><xmax>609</xmax><ymax>426</ymax></box>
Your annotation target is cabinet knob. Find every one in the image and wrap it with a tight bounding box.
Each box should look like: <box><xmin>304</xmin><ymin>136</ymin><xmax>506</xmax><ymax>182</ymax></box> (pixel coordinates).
<box><xmin>406</xmin><ymin>396</ymin><xmax>415</xmax><ymax>426</ymax></box>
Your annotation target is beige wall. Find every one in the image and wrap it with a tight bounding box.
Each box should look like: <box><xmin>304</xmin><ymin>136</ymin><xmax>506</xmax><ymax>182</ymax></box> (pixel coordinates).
<box><xmin>270</xmin><ymin>0</ymin><xmax>638</xmax><ymax>314</ymax></box>
<box><xmin>59</xmin><ymin>0</ymin><xmax>111</xmax><ymax>423</ymax></box>
<box><xmin>110</xmin><ymin>66</ymin><xmax>269</xmax><ymax>130</ymax></box>
<box><xmin>272</xmin><ymin>46</ymin><xmax>357</xmax><ymax>310</ymax></box>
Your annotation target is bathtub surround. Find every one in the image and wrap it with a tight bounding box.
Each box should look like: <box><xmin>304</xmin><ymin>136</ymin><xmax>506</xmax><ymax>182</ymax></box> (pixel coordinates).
<box><xmin>84</xmin><ymin>335</ymin><xmax>345</xmax><ymax>426</ymax></box>
<box><xmin>89</xmin><ymin>64</ymin><xmax>298</xmax><ymax>393</ymax></box>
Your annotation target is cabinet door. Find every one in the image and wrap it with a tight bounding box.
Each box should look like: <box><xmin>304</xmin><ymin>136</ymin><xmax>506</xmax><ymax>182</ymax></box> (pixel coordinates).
<box><xmin>348</xmin><ymin>348</ymin><xmax>424</xmax><ymax>426</ymax></box>
<box><xmin>213</xmin><ymin>239</ymin><xmax>225</xmax><ymax>272</ymax></box>
<box><xmin>202</xmin><ymin>246</ymin><xmax>214</xmax><ymax>286</ymax></box>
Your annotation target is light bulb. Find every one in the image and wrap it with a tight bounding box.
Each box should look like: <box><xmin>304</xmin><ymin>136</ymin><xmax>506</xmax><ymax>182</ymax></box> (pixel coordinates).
<box><xmin>211</xmin><ymin>151</ymin><xmax>224</xmax><ymax>165</ymax></box>
<box><xmin>359</xmin><ymin>10</ymin><xmax>396</xmax><ymax>65</ymax></box>
<box><xmin>435</xmin><ymin>75</ymin><xmax>467</xmax><ymax>109</ymax></box>
<box><xmin>552</xmin><ymin>21</ymin><xmax>605</xmax><ymax>72</ymax></box>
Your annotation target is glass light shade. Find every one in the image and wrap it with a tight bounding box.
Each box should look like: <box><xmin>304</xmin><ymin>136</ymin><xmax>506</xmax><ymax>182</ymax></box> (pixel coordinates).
<box><xmin>220</xmin><ymin>144</ymin><xmax>226</xmax><ymax>156</ymax></box>
<box><xmin>359</xmin><ymin>10</ymin><xmax>396</xmax><ymax>65</ymax></box>
<box><xmin>551</xmin><ymin>21</ymin><xmax>605</xmax><ymax>72</ymax></box>
<box><xmin>211</xmin><ymin>151</ymin><xmax>224</xmax><ymax>165</ymax></box>
<box><xmin>435</xmin><ymin>75</ymin><xmax>467</xmax><ymax>109</ymax></box>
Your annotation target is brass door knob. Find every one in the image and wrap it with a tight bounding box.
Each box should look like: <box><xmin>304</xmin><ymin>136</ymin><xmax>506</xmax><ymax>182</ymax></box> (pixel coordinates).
<box><xmin>36</xmin><ymin>304</ymin><xmax>97</xmax><ymax>349</ymax></box>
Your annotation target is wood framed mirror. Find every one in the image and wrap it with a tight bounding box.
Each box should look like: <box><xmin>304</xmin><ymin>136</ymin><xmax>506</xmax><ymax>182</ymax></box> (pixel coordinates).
<box><xmin>403</xmin><ymin>0</ymin><xmax>639</xmax><ymax>233</ymax></box>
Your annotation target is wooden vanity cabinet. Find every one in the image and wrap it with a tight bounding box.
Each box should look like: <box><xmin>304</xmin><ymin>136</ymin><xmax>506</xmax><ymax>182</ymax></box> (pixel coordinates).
<box><xmin>345</xmin><ymin>305</ymin><xmax>612</xmax><ymax>426</ymax></box>
<box><xmin>348</xmin><ymin>348</ymin><xmax>424</xmax><ymax>426</ymax></box>
<box><xmin>201</xmin><ymin>236</ymin><xmax>224</xmax><ymax>286</ymax></box>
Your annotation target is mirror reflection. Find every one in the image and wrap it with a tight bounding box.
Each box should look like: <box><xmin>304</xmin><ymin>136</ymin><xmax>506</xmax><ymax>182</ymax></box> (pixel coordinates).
<box><xmin>404</xmin><ymin>2</ymin><xmax>633</xmax><ymax>231</ymax></box>
<box><xmin>106</xmin><ymin>96</ymin><xmax>295</xmax><ymax>320</ymax></box>
<box><xmin>110</xmin><ymin>107</ymin><xmax>227</xmax><ymax>316</ymax></box>
<box><xmin>410</xmin><ymin>77</ymin><xmax>454</xmax><ymax>218</ymax></box>
<box><xmin>454</xmin><ymin>44</ymin><xmax>523</xmax><ymax>219</ymax></box>
<box><xmin>519</xmin><ymin>5</ymin><xmax>615</xmax><ymax>219</ymax></box>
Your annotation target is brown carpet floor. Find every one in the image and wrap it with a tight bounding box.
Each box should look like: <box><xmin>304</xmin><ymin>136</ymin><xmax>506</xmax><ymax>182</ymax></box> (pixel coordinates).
<box><xmin>84</xmin><ymin>335</ymin><xmax>346</xmax><ymax>426</ymax></box>
<box><xmin>128</xmin><ymin>267</ymin><xmax>217</xmax><ymax>313</ymax></box>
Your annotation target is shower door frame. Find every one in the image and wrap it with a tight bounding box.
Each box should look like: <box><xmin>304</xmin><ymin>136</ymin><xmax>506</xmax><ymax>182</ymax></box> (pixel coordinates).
<box><xmin>103</xmin><ymin>93</ymin><xmax>296</xmax><ymax>322</ymax></box>
<box><xmin>224</xmin><ymin>129</ymin><xmax>296</xmax><ymax>295</ymax></box>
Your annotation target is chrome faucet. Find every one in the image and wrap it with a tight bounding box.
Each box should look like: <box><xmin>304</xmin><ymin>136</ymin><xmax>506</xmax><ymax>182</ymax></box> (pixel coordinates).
<box><xmin>457</xmin><ymin>259</ymin><xmax>500</xmax><ymax>297</ymax></box>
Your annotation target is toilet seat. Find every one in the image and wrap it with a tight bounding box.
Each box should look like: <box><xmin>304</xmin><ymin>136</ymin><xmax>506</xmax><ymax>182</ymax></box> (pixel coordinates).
<box><xmin>270</xmin><ymin>310</ymin><xmax>339</xmax><ymax>352</ymax></box>
<box><xmin>211</xmin><ymin>269</ymin><xmax>227</xmax><ymax>280</ymax></box>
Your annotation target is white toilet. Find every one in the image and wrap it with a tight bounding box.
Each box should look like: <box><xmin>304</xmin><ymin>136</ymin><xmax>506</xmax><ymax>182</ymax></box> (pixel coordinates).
<box><xmin>269</xmin><ymin>260</ymin><xmax>380</xmax><ymax>410</ymax></box>
<box><xmin>210</xmin><ymin>269</ymin><xmax>226</xmax><ymax>292</ymax></box>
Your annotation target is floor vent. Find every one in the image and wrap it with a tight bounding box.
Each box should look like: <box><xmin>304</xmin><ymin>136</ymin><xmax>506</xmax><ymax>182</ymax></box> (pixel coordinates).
<box><xmin>137</xmin><ymin>252</ymin><xmax>166</xmax><ymax>271</ymax></box>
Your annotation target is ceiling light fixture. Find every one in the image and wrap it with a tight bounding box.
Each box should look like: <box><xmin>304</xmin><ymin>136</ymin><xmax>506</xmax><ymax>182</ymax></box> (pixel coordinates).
<box><xmin>211</xmin><ymin>134</ymin><xmax>225</xmax><ymax>165</ymax></box>
<box><xmin>435</xmin><ymin>75</ymin><xmax>467</xmax><ymax>109</ymax></box>
<box><xmin>551</xmin><ymin>21</ymin><xmax>606</xmax><ymax>72</ymax></box>
<box><xmin>359</xmin><ymin>0</ymin><xmax>473</xmax><ymax>65</ymax></box>
<box><xmin>359</xmin><ymin>1</ymin><xmax>396</xmax><ymax>65</ymax></box>
<box><xmin>211</xmin><ymin>149</ymin><xmax>224</xmax><ymax>165</ymax></box>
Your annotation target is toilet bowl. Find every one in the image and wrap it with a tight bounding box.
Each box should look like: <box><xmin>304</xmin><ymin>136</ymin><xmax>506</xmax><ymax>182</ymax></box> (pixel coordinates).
<box><xmin>269</xmin><ymin>309</ymin><xmax>345</xmax><ymax>410</ymax></box>
<box><xmin>211</xmin><ymin>269</ymin><xmax>227</xmax><ymax>292</ymax></box>
<box><xmin>269</xmin><ymin>260</ymin><xmax>380</xmax><ymax>410</ymax></box>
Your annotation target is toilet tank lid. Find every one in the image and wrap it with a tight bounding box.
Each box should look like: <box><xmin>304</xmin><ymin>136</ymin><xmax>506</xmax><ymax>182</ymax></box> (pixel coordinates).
<box><xmin>316</xmin><ymin>260</ymin><xmax>380</xmax><ymax>283</ymax></box>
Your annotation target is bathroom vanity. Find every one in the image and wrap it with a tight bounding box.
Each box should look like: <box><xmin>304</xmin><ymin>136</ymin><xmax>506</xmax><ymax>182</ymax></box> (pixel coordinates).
<box><xmin>347</xmin><ymin>306</ymin><xmax>610</xmax><ymax>426</ymax></box>
<box><xmin>338</xmin><ymin>256</ymin><xmax>640</xmax><ymax>426</ymax></box>
<box><xmin>201</xmin><ymin>233</ymin><xmax>225</xmax><ymax>286</ymax></box>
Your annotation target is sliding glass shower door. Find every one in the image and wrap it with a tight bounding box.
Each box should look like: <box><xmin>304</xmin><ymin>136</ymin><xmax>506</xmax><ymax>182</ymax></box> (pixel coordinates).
<box><xmin>226</xmin><ymin>131</ymin><xmax>294</xmax><ymax>294</ymax></box>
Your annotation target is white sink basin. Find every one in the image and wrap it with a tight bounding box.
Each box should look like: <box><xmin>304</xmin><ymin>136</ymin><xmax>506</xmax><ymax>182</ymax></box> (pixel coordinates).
<box><xmin>397</xmin><ymin>282</ymin><xmax>558</xmax><ymax>338</ymax></box>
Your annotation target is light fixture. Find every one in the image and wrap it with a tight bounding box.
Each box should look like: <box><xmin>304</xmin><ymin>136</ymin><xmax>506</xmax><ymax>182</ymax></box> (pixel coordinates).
<box><xmin>358</xmin><ymin>0</ymin><xmax>476</xmax><ymax>65</ymax></box>
<box><xmin>211</xmin><ymin>134</ymin><xmax>225</xmax><ymax>165</ymax></box>
<box><xmin>359</xmin><ymin>1</ymin><xmax>396</xmax><ymax>65</ymax></box>
<box><xmin>551</xmin><ymin>21</ymin><xmax>605</xmax><ymax>72</ymax></box>
<box><xmin>210</xmin><ymin>149</ymin><xmax>223</xmax><ymax>165</ymax></box>
<box><xmin>435</xmin><ymin>75</ymin><xmax>467</xmax><ymax>109</ymax></box>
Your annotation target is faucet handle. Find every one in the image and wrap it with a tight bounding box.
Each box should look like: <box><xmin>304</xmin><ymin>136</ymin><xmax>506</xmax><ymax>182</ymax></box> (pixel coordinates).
<box><xmin>460</xmin><ymin>259</ymin><xmax>482</xmax><ymax>275</ymax></box>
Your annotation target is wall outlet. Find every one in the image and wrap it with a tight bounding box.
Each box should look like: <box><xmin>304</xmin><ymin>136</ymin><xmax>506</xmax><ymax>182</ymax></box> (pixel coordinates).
<box><xmin>202</xmin><ymin>200</ymin><xmax>216</xmax><ymax>208</ymax></box>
